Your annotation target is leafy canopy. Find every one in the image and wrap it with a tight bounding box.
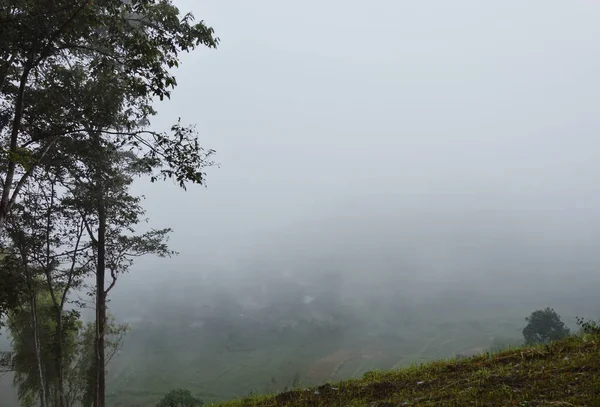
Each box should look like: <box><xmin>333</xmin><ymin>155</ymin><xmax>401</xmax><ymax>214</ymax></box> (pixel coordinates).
<box><xmin>523</xmin><ymin>307</ymin><xmax>570</xmax><ymax>345</ymax></box>
<box><xmin>156</xmin><ymin>388</ymin><xmax>204</xmax><ymax>407</ymax></box>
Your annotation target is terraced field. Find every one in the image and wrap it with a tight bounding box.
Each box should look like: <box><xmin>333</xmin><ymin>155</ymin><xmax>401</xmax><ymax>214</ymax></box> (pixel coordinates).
<box><xmin>103</xmin><ymin>316</ymin><xmax>527</xmax><ymax>406</ymax></box>
<box><xmin>307</xmin><ymin>349</ymin><xmax>356</xmax><ymax>381</ymax></box>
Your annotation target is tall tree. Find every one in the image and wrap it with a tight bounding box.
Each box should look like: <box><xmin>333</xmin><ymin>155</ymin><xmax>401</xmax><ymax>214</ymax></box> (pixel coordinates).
<box><xmin>41</xmin><ymin>52</ymin><xmax>215</xmax><ymax>405</ymax></box>
<box><xmin>55</xmin><ymin>125</ymin><xmax>211</xmax><ymax>406</ymax></box>
<box><xmin>61</xmin><ymin>136</ymin><xmax>176</xmax><ymax>407</ymax></box>
<box><xmin>2</xmin><ymin>3</ymin><xmax>220</xmax><ymax>406</ymax></box>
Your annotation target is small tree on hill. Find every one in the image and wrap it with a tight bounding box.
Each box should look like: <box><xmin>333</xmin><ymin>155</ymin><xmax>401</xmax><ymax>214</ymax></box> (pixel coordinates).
<box><xmin>523</xmin><ymin>307</ymin><xmax>570</xmax><ymax>345</ymax></box>
<box><xmin>156</xmin><ymin>388</ymin><xmax>203</xmax><ymax>407</ymax></box>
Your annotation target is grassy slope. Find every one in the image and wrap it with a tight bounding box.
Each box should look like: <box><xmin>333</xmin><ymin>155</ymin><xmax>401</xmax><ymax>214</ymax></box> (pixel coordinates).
<box><xmin>215</xmin><ymin>334</ymin><xmax>600</xmax><ymax>407</ymax></box>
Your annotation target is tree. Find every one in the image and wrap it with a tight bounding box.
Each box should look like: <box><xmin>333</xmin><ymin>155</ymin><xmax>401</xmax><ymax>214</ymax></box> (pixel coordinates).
<box><xmin>3</xmin><ymin>166</ymin><xmax>95</xmax><ymax>407</ymax></box>
<box><xmin>2</xmin><ymin>3</ymin><xmax>219</xmax><ymax>406</ymax></box>
<box><xmin>523</xmin><ymin>307</ymin><xmax>570</xmax><ymax>345</ymax></box>
<box><xmin>59</xmin><ymin>128</ymin><xmax>182</xmax><ymax>407</ymax></box>
<box><xmin>2</xmin><ymin>49</ymin><xmax>214</xmax><ymax>407</ymax></box>
<box><xmin>53</xmin><ymin>108</ymin><xmax>211</xmax><ymax>406</ymax></box>
<box><xmin>156</xmin><ymin>388</ymin><xmax>204</xmax><ymax>407</ymax></box>
<box><xmin>0</xmin><ymin>0</ymin><xmax>218</xmax><ymax>231</ymax></box>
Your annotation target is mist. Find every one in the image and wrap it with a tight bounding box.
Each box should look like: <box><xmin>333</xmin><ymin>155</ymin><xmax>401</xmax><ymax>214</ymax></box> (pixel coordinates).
<box><xmin>126</xmin><ymin>0</ymin><xmax>600</xmax><ymax>274</ymax></box>
<box><xmin>3</xmin><ymin>0</ymin><xmax>600</xmax><ymax>405</ymax></box>
<box><xmin>111</xmin><ymin>1</ymin><xmax>600</xmax><ymax>400</ymax></box>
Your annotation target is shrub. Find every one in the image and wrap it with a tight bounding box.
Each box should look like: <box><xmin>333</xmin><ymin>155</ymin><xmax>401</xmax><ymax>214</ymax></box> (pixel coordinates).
<box><xmin>576</xmin><ymin>317</ymin><xmax>600</xmax><ymax>335</ymax></box>
<box><xmin>156</xmin><ymin>388</ymin><xmax>204</xmax><ymax>407</ymax></box>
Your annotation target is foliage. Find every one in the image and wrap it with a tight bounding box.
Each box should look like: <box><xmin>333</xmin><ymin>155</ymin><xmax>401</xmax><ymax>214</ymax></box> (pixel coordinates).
<box><xmin>156</xmin><ymin>388</ymin><xmax>204</xmax><ymax>407</ymax></box>
<box><xmin>0</xmin><ymin>0</ymin><xmax>219</xmax><ymax>227</ymax></box>
<box><xmin>215</xmin><ymin>334</ymin><xmax>600</xmax><ymax>407</ymax></box>
<box><xmin>73</xmin><ymin>318</ymin><xmax>129</xmax><ymax>407</ymax></box>
<box><xmin>58</xmin><ymin>136</ymin><xmax>176</xmax><ymax>293</ymax></box>
<box><xmin>6</xmin><ymin>295</ymin><xmax>127</xmax><ymax>407</ymax></box>
<box><xmin>59</xmin><ymin>119</ymin><xmax>178</xmax><ymax>407</ymax></box>
<box><xmin>4</xmin><ymin>165</ymin><xmax>94</xmax><ymax>309</ymax></box>
<box><xmin>1</xmin><ymin>2</ymin><xmax>218</xmax><ymax>406</ymax></box>
<box><xmin>522</xmin><ymin>307</ymin><xmax>570</xmax><ymax>345</ymax></box>
<box><xmin>0</xmin><ymin>254</ymin><xmax>26</xmax><ymax>328</ymax></box>
<box><xmin>7</xmin><ymin>290</ymin><xmax>81</xmax><ymax>407</ymax></box>
<box><xmin>1</xmin><ymin>165</ymin><xmax>97</xmax><ymax>407</ymax></box>
<box><xmin>576</xmin><ymin>316</ymin><xmax>600</xmax><ymax>336</ymax></box>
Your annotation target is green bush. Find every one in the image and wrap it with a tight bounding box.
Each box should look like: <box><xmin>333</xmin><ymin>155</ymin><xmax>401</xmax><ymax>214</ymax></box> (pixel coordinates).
<box><xmin>576</xmin><ymin>317</ymin><xmax>600</xmax><ymax>335</ymax></box>
<box><xmin>156</xmin><ymin>388</ymin><xmax>204</xmax><ymax>407</ymax></box>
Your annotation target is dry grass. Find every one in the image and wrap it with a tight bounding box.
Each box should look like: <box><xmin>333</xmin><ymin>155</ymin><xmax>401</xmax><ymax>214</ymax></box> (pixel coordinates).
<box><xmin>213</xmin><ymin>334</ymin><xmax>600</xmax><ymax>407</ymax></box>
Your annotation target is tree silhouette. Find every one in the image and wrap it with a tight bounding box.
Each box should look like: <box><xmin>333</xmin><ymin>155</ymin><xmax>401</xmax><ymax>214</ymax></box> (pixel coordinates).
<box><xmin>523</xmin><ymin>307</ymin><xmax>570</xmax><ymax>345</ymax></box>
<box><xmin>156</xmin><ymin>388</ymin><xmax>203</xmax><ymax>407</ymax></box>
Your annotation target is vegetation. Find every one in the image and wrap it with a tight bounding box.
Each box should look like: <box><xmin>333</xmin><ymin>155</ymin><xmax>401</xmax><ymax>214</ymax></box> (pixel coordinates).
<box><xmin>103</xmin><ymin>291</ymin><xmax>588</xmax><ymax>406</ymax></box>
<box><xmin>576</xmin><ymin>317</ymin><xmax>600</xmax><ymax>336</ymax></box>
<box><xmin>0</xmin><ymin>2</ymin><xmax>598</xmax><ymax>407</ymax></box>
<box><xmin>7</xmin><ymin>290</ymin><xmax>80</xmax><ymax>407</ymax></box>
<box><xmin>523</xmin><ymin>308</ymin><xmax>570</xmax><ymax>345</ymax></box>
<box><xmin>6</xmin><ymin>291</ymin><xmax>127</xmax><ymax>407</ymax></box>
<box><xmin>214</xmin><ymin>333</ymin><xmax>600</xmax><ymax>407</ymax></box>
<box><xmin>0</xmin><ymin>257</ymin><xmax>25</xmax><ymax>327</ymax></box>
<box><xmin>0</xmin><ymin>1</ymin><xmax>218</xmax><ymax>406</ymax></box>
<box><xmin>156</xmin><ymin>388</ymin><xmax>204</xmax><ymax>407</ymax></box>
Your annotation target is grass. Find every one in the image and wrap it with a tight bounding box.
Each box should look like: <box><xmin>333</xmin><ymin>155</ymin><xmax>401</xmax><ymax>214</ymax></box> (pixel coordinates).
<box><xmin>213</xmin><ymin>334</ymin><xmax>600</xmax><ymax>407</ymax></box>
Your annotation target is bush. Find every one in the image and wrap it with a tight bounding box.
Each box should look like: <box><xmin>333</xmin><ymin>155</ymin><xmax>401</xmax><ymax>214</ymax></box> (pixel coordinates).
<box><xmin>523</xmin><ymin>307</ymin><xmax>570</xmax><ymax>345</ymax></box>
<box><xmin>576</xmin><ymin>317</ymin><xmax>600</xmax><ymax>335</ymax></box>
<box><xmin>156</xmin><ymin>388</ymin><xmax>204</xmax><ymax>407</ymax></box>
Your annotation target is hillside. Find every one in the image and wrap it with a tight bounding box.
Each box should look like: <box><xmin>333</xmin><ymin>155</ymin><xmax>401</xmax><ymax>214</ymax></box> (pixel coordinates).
<box><xmin>215</xmin><ymin>334</ymin><xmax>600</xmax><ymax>407</ymax></box>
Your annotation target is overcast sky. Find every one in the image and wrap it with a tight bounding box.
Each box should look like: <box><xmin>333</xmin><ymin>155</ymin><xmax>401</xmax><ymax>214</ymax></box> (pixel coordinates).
<box><xmin>125</xmin><ymin>0</ymin><xmax>600</xmax><ymax>287</ymax></box>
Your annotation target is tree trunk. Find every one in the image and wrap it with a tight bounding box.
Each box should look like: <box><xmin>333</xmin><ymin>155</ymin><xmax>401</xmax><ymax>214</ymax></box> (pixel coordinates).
<box><xmin>17</xmin><ymin>232</ymin><xmax>47</xmax><ymax>407</ymax></box>
<box><xmin>0</xmin><ymin>63</ymin><xmax>31</xmax><ymax>232</ymax></box>
<box><xmin>94</xmin><ymin>208</ymin><xmax>106</xmax><ymax>407</ymax></box>
<box><xmin>29</xmin><ymin>289</ymin><xmax>47</xmax><ymax>407</ymax></box>
<box><xmin>44</xmin><ymin>372</ymin><xmax>51</xmax><ymax>407</ymax></box>
<box><xmin>94</xmin><ymin>137</ymin><xmax>107</xmax><ymax>407</ymax></box>
<box><xmin>56</xmin><ymin>308</ymin><xmax>67</xmax><ymax>407</ymax></box>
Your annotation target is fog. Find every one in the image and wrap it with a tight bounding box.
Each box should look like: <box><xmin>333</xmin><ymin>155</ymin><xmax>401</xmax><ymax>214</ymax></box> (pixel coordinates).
<box><xmin>118</xmin><ymin>0</ymin><xmax>600</xmax><ymax>302</ymax></box>
<box><xmin>4</xmin><ymin>0</ymin><xmax>600</xmax><ymax>405</ymax></box>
